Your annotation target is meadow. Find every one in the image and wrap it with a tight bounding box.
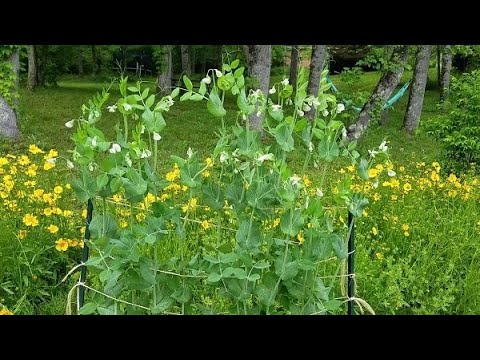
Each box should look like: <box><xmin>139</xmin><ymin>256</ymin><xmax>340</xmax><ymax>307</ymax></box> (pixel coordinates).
<box><xmin>1</xmin><ymin>67</ymin><xmax>478</xmax><ymax>315</ymax></box>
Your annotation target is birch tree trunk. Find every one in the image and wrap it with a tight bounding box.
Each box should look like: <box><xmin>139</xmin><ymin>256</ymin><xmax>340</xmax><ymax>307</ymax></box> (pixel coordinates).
<box><xmin>157</xmin><ymin>46</ymin><xmax>172</xmax><ymax>96</ymax></box>
<box><xmin>306</xmin><ymin>45</ymin><xmax>327</xmax><ymax>121</ymax></box>
<box><xmin>440</xmin><ymin>45</ymin><xmax>452</xmax><ymax>102</ymax></box>
<box><xmin>404</xmin><ymin>45</ymin><xmax>432</xmax><ymax>133</ymax></box>
<box><xmin>289</xmin><ymin>45</ymin><xmax>299</xmax><ymax>90</ymax></box>
<box><xmin>347</xmin><ymin>45</ymin><xmax>409</xmax><ymax>140</ymax></box>
<box><xmin>27</xmin><ymin>45</ymin><xmax>37</xmax><ymax>90</ymax></box>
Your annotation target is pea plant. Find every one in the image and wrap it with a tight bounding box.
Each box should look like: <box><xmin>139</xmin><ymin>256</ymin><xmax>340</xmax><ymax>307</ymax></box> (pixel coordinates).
<box><xmin>66</xmin><ymin>59</ymin><xmax>378</xmax><ymax>315</ymax></box>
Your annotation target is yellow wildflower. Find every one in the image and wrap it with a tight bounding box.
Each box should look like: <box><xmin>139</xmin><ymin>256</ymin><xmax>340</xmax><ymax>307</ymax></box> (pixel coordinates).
<box><xmin>430</xmin><ymin>171</ymin><xmax>440</xmax><ymax>182</ymax></box>
<box><xmin>375</xmin><ymin>252</ymin><xmax>384</xmax><ymax>260</ymax></box>
<box><xmin>43</xmin><ymin>161</ymin><xmax>55</xmax><ymax>171</ymax></box>
<box><xmin>402</xmin><ymin>224</ymin><xmax>409</xmax><ymax>232</ymax></box>
<box><xmin>202</xmin><ymin>170</ymin><xmax>211</xmax><ymax>178</ymax></box>
<box><xmin>205</xmin><ymin>157</ymin><xmax>213</xmax><ymax>168</ymax></box>
<box><xmin>47</xmin><ymin>224</ymin><xmax>59</xmax><ymax>234</ymax></box>
<box><xmin>201</xmin><ymin>220</ymin><xmax>210</xmax><ymax>230</ymax></box>
<box><xmin>368</xmin><ymin>168</ymin><xmax>379</xmax><ymax>178</ymax></box>
<box><xmin>303</xmin><ymin>175</ymin><xmax>312</xmax><ymax>187</ymax></box>
<box><xmin>372</xmin><ymin>227</ymin><xmax>378</xmax><ymax>236</ymax></box>
<box><xmin>391</xmin><ymin>195</ymin><xmax>398</xmax><ymax>201</ymax></box>
<box><xmin>182</xmin><ymin>197</ymin><xmax>198</xmax><ymax>213</ymax></box>
<box><xmin>18</xmin><ymin>155</ymin><xmax>30</xmax><ymax>166</ymax></box>
<box><xmin>23</xmin><ymin>213</ymin><xmax>39</xmax><ymax>227</ymax></box>
<box><xmin>29</xmin><ymin>144</ymin><xmax>44</xmax><ymax>154</ymax></box>
<box><xmin>448</xmin><ymin>174</ymin><xmax>457</xmax><ymax>183</ymax></box>
<box><xmin>18</xmin><ymin>230</ymin><xmax>27</xmax><ymax>239</ymax></box>
<box><xmin>55</xmin><ymin>239</ymin><xmax>69</xmax><ymax>252</ymax></box>
<box><xmin>0</xmin><ymin>308</ymin><xmax>13</xmax><ymax>315</ymax></box>
<box><xmin>297</xmin><ymin>231</ymin><xmax>305</xmax><ymax>245</ymax></box>
<box><xmin>403</xmin><ymin>183</ymin><xmax>412</xmax><ymax>192</ymax></box>
<box><xmin>338</xmin><ymin>168</ymin><xmax>346</xmax><ymax>174</ymax></box>
<box><xmin>347</xmin><ymin>165</ymin><xmax>355</xmax><ymax>173</ymax></box>
<box><xmin>54</xmin><ymin>186</ymin><xmax>63</xmax><ymax>194</ymax></box>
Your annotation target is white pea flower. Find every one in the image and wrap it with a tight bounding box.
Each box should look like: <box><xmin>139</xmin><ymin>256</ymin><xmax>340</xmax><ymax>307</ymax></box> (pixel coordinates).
<box><xmin>312</xmin><ymin>98</ymin><xmax>320</xmax><ymax>108</ymax></box>
<box><xmin>372</xmin><ymin>180</ymin><xmax>379</xmax><ymax>189</ymax></box>
<box><xmin>281</xmin><ymin>78</ymin><xmax>289</xmax><ymax>86</ymax></box>
<box><xmin>91</xmin><ymin>137</ymin><xmax>97</xmax><ymax>148</ymax></box>
<box><xmin>308</xmin><ymin>142</ymin><xmax>314</xmax><ymax>153</ymax></box>
<box><xmin>298</xmin><ymin>110</ymin><xmax>305</xmax><ymax>117</ymax></box>
<box><xmin>214</xmin><ymin>69</ymin><xmax>223</xmax><ymax>78</ymax></box>
<box><xmin>290</xmin><ymin>174</ymin><xmax>302</xmax><ymax>187</ymax></box>
<box><xmin>242</xmin><ymin>114</ymin><xmax>247</xmax><ymax>120</ymax></box>
<box><xmin>109</xmin><ymin>143</ymin><xmax>121</xmax><ymax>154</ymax></box>
<box><xmin>256</xmin><ymin>111</ymin><xmax>262</xmax><ymax>117</ymax></box>
<box><xmin>88</xmin><ymin>162</ymin><xmax>95</xmax><ymax>172</ymax></box>
<box><xmin>153</xmin><ymin>132</ymin><xmax>162</xmax><ymax>141</ymax></box>
<box><xmin>140</xmin><ymin>149</ymin><xmax>152</xmax><ymax>159</ymax></box>
<box><xmin>220</xmin><ymin>151</ymin><xmax>228</xmax><ymax>164</ymax></box>
<box><xmin>107</xmin><ymin>105</ymin><xmax>117</xmax><ymax>113</ymax></box>
<box><xmin>271</xmin><ymin>104</ymin><xmax>281</xmax><ymax>112</ymax></box>
<box><xmin>388</xmin><ymin>169</ymin><xmax>396</xmax><ymax>177</ymax></box>
<box><xmin>123</xmin><ymin>103</ymin><xmax>132</xmax><ymax>111</ymax></box>
<box><xmin>379</xmin><ymin>140</ymin><xmax>388</xmax><ymax>152</ymax></box>
<box><xmin>256</xmin><ymin>153</ymin><xmax>275</xmax><ymax>163</ymax></box>
<box><xmin>187</xmin><ymin>147</ymin><xmax>193</xmax><ymax>159</ymax></box>
<box><xmin>65</xmin><ymin>119</ymin><xmax>75</xmax><ymax>128</ymax></box>
<box><xmin>47</xmin><ymin>158</ymin><xmax>57</xmax><ymax>164</ymax></box>
<box><xmin>269</xmin><ymin>87</ymin><xmax>276</xmax><ymax>94</ymax></box>
<box><xmin>316</xmin><ymin>188</ymin><xmax>324</xmax><ymax>198</ymax></box>
<box><xmin>322</xmin><ymin>109</ymin><xmax>329</xmax><ymax>117</ymax></box>
<box><xmin>303</xmin><ymin>104</ymin><xmax>311</xmax><ymax>112</ymax></box>
<box><xmin>368</xmin><ymin>149</ymin><xmax>378</xmax><ymax>158</ymax></box>
<box><xmin>201</xmin><ymin>75</ymin><xmax>212</xmax><ymax>84</ymax></box>
<box><xmin>66</xmin><ymin>160</ymin><xmax>74</xmax><ymax>169</ymax></box>
<box><xmin>285</xmin><ymin>98</ymin><xmax>293</xmax><ymax>106</ymax></box>
<box><xmin>342</xmin><ymin>128</ymin><xmax>348</xmax><ymax>139</ymax></box>
<box><xmin>140</xmin><ymin>125</ymin><xmax>145</xmax><ymax>134</ymax></box>
<box><xmin>165</xmin><ymin>96</ymin><xmax>175</xmax><ymax>108</ymax></box>
<box><xmin>337</xmin><ymin>103</ymin><xmax>345</xmax><ymax>113</ymax></box>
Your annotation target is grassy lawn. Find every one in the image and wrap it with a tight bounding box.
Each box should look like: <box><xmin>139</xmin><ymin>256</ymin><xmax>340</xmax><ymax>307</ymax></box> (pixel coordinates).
<box><xmin>2</xmin><ymin>68</ymin><xmax>479</xmax><ymax>315</ymax></box>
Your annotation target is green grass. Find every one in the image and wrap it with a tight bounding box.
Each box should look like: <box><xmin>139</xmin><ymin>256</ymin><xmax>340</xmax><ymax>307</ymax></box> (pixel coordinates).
<box><xmin>3</xmin><ymin>69</ymin><xmax>479</xmax><ymax>315</ymax></box>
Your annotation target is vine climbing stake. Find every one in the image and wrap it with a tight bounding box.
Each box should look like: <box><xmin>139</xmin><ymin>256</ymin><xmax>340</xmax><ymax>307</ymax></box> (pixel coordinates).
<box><xmin>78</xmin><ymin>199</ymin><xmax>93</xmax><ymax>308</ymax></box>
<box><xmin>347</xmin><ymin>211</ymin><xmax>355</xmax><ymax>315</ymax></box>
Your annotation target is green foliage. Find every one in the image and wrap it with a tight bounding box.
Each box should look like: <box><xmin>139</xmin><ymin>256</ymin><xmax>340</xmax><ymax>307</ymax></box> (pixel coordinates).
<box><xmin>67</xmin><ymin>60</ymin><xmax>378</xmax><ymax>315</ymax></box>
<box><xmin>0</xmin><ymin>45</ymin><xmax>22</xmax><ymax>106</ymax></box>
<box><xmin>427</xmin><ymin>70</ymin><xmax>480</xmax><ymax>173</ymax></box>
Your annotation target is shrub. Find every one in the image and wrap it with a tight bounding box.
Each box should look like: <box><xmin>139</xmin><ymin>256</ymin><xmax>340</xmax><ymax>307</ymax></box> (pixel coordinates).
<box><xmin>428</xmin><ymin>70</ymin><xmax>480</xmax><ymax>173</ymax></box>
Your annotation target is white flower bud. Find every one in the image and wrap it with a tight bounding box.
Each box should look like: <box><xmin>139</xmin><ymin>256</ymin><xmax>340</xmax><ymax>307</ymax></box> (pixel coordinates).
<box><xmin>337</xmin><ymin>103</ymin><xmax>345</xmax><ymax>113</ymax></box>
<box><xmin>153</xmin><ymin>132</ymin><xmax>161</xmax><ymax>141</ymax></box>
<box><xmin>65</xmin><ymin>119</ymin><xmax>75</xmax><ymax>128</ymax></box>
<box><xmin>269</xmin><ymin>87</ymin><xmax>276</xmax><ymax>94</ymax></box>
<box><xmin>109</xmin><ymin>143</ymin><xmax>121</xmax><ymax>154</ymax></box>
<box><xmin>66</xmin><ymin>160</ymin><xmax>74</xmax><ymax>169</ymax></box>
<box><xmin>201</xmin><ymin>75</ymin><xmax>212</xmax><ymax>84</ymax></box>
<box><xmin>214</xmin><ymin>69</ymin><xmax>222</xmax><ymax>78</ymax></box>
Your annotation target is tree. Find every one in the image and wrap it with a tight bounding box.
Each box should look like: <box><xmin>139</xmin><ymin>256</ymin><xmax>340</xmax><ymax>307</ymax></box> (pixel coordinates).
<box><xmin>347</xmin><ymin>45</ymin><xmax>409</xmax><ymax>140</ymax></box>
<box><xmin>91</xmin><ymin>45</ymin><xmax>99</xmax><ymax>76</ymax></box>
<box><xmin>27</xmin><ymin>45</ymin><xmax>37</xmax><ymax>90</ymax></box>
<box><xmin>403</xmin><ymin>45</ymin><xmax>432</xmax><ymax>133</ymax></box>
<box><xmin>440</xmin><ymin>45</ymin><xmax>452</xmax><ymax>102</ymax></box>
<box><xmin>0</xmin><ymin>46</ymin><xmax>20</xmax><ymax>138</ymax></box>
<box><xmin>244</xmin><ymin>45</ymin><xmax>272</xmax><ymax>131</ymax></box>
<box><xmin>289</xmin><ymin>45</ymin><xmax>299</xmax><ymax>90</ymax></box>
<box><xmin>155</xmin><ymin>45</ymin><xmax>172</xmax><ymax>96</ymax></box>
<box><xmin>181</xmin><ymin>45</ymin><xmax>192</xmax><ymax>76</ymax></box>
<box><xmin>306</xmin><ymin>45</ymin><xmax>327</xmax><ymax>121</ymax></box>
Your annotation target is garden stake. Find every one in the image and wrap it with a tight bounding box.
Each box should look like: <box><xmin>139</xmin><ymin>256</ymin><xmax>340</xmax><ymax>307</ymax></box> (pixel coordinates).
<box><xmin>347</xmin><ymin>211</ymin><xmax>355</xmax><ymax>315</ymax></box>
<box><xmin>79</xmin><ymin>199</ymin><xmax>93</xmax><ymax>308</ymax></box>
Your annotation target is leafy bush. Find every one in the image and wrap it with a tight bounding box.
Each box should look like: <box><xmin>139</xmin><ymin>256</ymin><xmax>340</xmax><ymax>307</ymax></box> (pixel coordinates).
<box><xmin>428</xmin><ymin>70</ymin><xmax>480</xmax><ymax>173</ymax></box>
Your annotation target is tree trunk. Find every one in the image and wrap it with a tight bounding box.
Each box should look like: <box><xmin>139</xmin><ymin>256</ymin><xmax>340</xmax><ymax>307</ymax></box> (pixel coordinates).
<box><xmin>157</xmin><ymin>46</ymin><xmax>172</xmax><ymax>96</ymax></box>
<box><xmin>246</xmin><ymin>45</ymin><xmax>272</xmax><ymax>131</ymax></box>
<box><xmin>216</xmin><ymin>45</ymin><xmax>223</xmax><ymax>69</ymax></box>
<box><xmin>37</xmin><ymin>45</ymin><xmax>48</xmax><ymax>86</ymax></box>
<box><xmin>201</xmin><ymin>50</ymin><xmax>207</xmax><ymax>75</ymax></box>
<box><xmin>440</xmin><ymin>45</ymin><xmax>452</xmax><ymax>102</ymax></box>
<box><xmin>347</xmin><ymin>45</ymin><xmax>409</xmax><ymax>140</ymax></box>
<box><xmin>181</xmin><ymin>45</ymin><xmax>192</xmax><ymax>76</ymax></box>
<box><xmin>306</xmin><ymin>45</ymin><xmax>327</xmax><ymax>121</ymax></box>
<box><xmin>92</xmin><ymin>45</ymin><xmax>99</xmax><ymax>76</ymax></box>
<box><xmin>289</xmin><ymin>45</ymin><xmax>299</xmax><ymax>90</ymax></box>
<box><xmin>404</xmin><ymin>45</ymin><xmax>432</xmax><ymax>133</ymax></box>
<box><xmin>0</xmin><ymin>95</ymin><xmax>19</xmax><ymax>139</ymax></box>
<box><xmin>437</xmin><ymin>45</ymin><xmax>441</xmax><ymax>87</ymax></box>
<box><xmin>27</xmin><ymin>45</ymin><xmax>37</xmax><ymax>90</ymax></box>
<box><xmin>78</xmin><ymin>52</ymin><xmax>84</xmax><ymax>76</ymax></box>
